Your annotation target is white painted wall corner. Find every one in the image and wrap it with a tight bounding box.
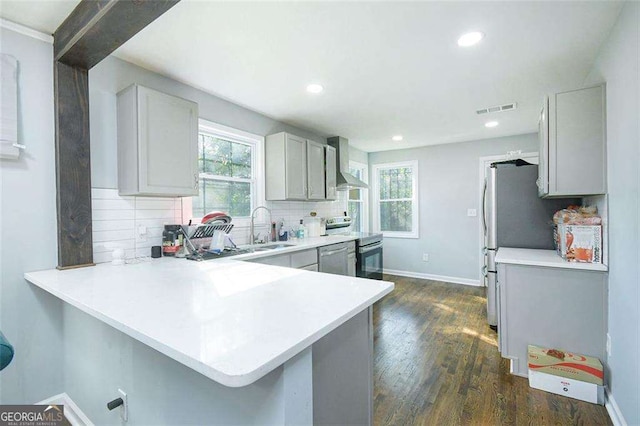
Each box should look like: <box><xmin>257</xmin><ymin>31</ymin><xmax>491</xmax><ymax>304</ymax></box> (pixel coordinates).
<box><xmin>605</xmin><ymin>387</ymin><xmax>628</xmax><ymax>426</ymax></box>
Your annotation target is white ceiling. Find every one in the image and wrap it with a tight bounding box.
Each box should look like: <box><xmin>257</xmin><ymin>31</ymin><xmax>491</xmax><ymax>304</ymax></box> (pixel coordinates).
<box><xmin>1</xmin><ymin>1</ymin><xmax>623</xmax><ymax>152</ymax></box>
<box><xmin>0</xmin><ymin>1</ymin><xmax>79</xmax><ymax>34</ymax></box>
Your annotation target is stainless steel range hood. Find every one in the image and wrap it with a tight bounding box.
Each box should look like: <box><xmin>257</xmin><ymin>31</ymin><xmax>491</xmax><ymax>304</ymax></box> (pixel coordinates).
<box><xmin>327</xmin><ymin>136</ymin><xmax>368</xmax><ymax>190</ymax></box>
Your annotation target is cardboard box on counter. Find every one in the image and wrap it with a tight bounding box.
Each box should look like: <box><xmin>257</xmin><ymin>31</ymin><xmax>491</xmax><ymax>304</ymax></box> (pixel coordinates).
<box><xmin>555</xmin><ymin>224</ymin><xmax>602</xmax><ymax>263</ymax></box>
<box><xmin>528</xmin><ymin>345</ymin><xmax>604</xmax><ymax>404</ymax></box>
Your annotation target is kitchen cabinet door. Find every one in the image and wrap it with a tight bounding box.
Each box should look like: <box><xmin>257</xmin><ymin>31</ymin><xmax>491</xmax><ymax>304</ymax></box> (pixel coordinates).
<box><xmin>325</xmin><ymin>145</ymin><xmax>337</xmax><ymax>200</ymax></box>
<box><xmin>538</xmin><ymin>85</ymin><xmax>606</xmax><ymax>197</ymax></box>
<box><xmin>285</xmin><ymin>135</ymin><xmax>308</xmax><ymax>199</ymax></box>
<box><xmin>537</xmin><ymin>98</ymin><xmax>549</xmax><ymax>197</ymax></box>
<box><xmin>266</xmin><ymin>132</ymin><xmax>308</xmax><ymax>200</ymax></box>
<box><xmin>117</xmin><ymin>85</ymin><xmax>198</xmax><ymax>197</ymax></box>
<box><xmin>307</xmin><ymin>140</ymin><xmax>326</xmax><ymax>200</ymax></box>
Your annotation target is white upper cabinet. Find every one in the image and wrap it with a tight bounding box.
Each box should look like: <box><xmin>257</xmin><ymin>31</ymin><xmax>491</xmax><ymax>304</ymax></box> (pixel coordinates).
<box><xmin>325</xmin><ymin>145</ymin><xmax>337</xmax><ymax>201</ymax></box>
<box><xmin>117</xmin><ymin>85</ymin><xmax>199</xmax><ymax>197</ymax></box>
<box><xmin>265</xmin><ymin>132</ymin><xmax>330</xmax><ymax>201</ymax></box>
<box><xmin>538</xmin><ymin>85</ymin><xmax>606</xmax><ymax>197</ymax></box>
<box><xmin>266</xmin><ymin>132</ymin><xmax>307</xmax><ymax>200</ymax></box>
<box><xmin>307</xmin><ymin>140</ymin><xmax>326</xmax><ymax>200</ymax></box>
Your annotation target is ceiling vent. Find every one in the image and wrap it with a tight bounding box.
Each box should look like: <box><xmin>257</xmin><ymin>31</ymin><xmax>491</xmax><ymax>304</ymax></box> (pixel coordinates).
<box><xmin>476</xmin><ymin>103</ymin><xmax>517</xmax><ymax>115</ymax></box>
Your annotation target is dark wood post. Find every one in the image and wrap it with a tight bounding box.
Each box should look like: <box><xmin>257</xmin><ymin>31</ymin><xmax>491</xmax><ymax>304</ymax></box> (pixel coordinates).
<box><xmin>53</xmin><ymin>0</ymin><xmax>179</xmax><ymax>269</ymax></box>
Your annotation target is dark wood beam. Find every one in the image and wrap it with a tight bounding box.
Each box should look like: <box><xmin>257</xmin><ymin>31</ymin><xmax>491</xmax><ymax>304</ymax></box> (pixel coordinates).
<box><xmin>54</xmin><ymin>0</ymin><xmax>179</xmax><ymax>69</ymax></box>
<box><xmin>54</xmin><ymin>62</ymin><xmax>93</xmax><ymax>269</ymax></box>
<box><xmin>53</xmin><ymin>0</ymin><xmax>180</xmax><ymax>268</ymax></box>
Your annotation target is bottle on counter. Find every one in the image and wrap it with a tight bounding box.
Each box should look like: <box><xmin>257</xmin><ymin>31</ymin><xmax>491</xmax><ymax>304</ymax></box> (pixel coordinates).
<box><xmin>297</xmin><ymin>219</ymin><xmax>306</xmax><ymax>239</ymax></box>
<box><xmin>278</xmin><ymin>219</ymin><xmax>288</xmax><ymax>241</ymax></box>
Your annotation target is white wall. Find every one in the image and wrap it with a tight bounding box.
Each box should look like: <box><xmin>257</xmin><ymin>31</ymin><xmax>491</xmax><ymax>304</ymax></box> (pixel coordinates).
<box><xmin>0</xmin><ymin>27</ymin><xmax>63</xmax><ymax>403</ymax></box>
<box><xmin>349</xmin><ymin>146</ymin><xmax>368</xmax><ymax>164</ymax></box>
<box><xmin>368</xmin><ymin>133</ymin><xmax>538</xmax><ymax>283</ymax></box>
<box><xmin>584</xmin><ymin>2</ymin><xmax>639</xmax><ymax>424</ymax></box>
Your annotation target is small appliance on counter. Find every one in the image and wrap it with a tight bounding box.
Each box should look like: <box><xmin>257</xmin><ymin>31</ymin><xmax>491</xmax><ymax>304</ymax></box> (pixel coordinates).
<box><xmin>325</xmin><ymin>215</ymin><xmax>384</xmax><ymax>280</ymax></box>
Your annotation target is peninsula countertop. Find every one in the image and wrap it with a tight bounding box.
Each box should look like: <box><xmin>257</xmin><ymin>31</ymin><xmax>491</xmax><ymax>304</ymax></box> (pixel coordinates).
<box><xmin>25</xmin><ymin>257</ymin><xmax>393</xmax><ymax>387</ymax></box>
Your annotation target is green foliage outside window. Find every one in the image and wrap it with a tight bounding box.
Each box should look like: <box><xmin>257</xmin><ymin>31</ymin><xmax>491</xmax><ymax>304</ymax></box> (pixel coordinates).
<box><xmin>193</xmin><ymin>134</ymin><xmax>253</xmax><ymax>219</ymax></box>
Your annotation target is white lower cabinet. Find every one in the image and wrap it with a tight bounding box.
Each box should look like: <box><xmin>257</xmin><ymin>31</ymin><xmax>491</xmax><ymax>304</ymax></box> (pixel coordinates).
<box><xmin>497</xmin><ymin>263</ymin><xmax>607</xmax><ymax>377</ymax></box>
<box><xmin>247</xmin><ymin>248</ymin><xmax>318</xmax><ymax>271</ymax></box>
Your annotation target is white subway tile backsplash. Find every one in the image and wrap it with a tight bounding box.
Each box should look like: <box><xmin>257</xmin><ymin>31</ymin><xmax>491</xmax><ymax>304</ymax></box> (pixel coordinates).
<box><xmin>91</xmin><ymin>188</ymin><xmax>183</xmax><ymax>263</ymax></box>
<box><xmin>92</xmin><ymin>199</ymin><xmax>135</xmax><ymax>210</ymax></box>
<box><xmin>93</xmin><ymin>209</ymin><xmax>135</xmax><ymax>221</ymax></box>
<box><xmin>91</xmin><ymin>188</ymin><xmax>347</xmax><ymax>263</ymax></box>
<box><xmin>93</xmin><ymin>229</ymin><xmax>135</xmax><ymax>243</ymax></box>
<box><xmin>92</xmin><ymin>220</ymin><xmax>134</xmax><ymax>232</ymax></box>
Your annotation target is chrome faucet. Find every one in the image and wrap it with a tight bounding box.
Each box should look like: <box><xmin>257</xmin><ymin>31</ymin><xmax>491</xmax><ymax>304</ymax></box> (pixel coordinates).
<box><xmin>250</xmin><ymin>206</ymin><xmax>272</xmax><ymax>245</ymax></box>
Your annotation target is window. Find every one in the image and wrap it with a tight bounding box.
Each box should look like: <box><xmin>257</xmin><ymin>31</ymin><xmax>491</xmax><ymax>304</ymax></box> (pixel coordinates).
<box><xmin>190</xmin><ymin>120</ymin><xmax>263</xmax><ymax>223</ymax></box>
<box><xmin>348</xmin><ymin>161</ymin><xmax>369</xmax><ymax>232</ymax></box>
<box><xmin>372</xmin><ymin>161</ymin><xmax>419</xmax><ymax>238</ymax></box>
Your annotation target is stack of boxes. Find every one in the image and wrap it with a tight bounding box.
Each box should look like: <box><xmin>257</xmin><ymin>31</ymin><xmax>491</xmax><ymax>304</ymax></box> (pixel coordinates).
<box><xmin>528</xmin><ymin>345</ymin><xmax>604</xmax><ymax>404</ymax></box>
<box><xmin>553</xmin><ymin>206</ymin><xmax>602</xmax><ymax>263</ymax></box>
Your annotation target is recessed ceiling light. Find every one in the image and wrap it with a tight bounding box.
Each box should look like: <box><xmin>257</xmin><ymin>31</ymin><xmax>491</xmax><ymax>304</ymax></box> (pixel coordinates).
<box><xmin>485</xmin><ymin>121</ymin><xmax>499</xmax><ymax>128</ymax></box>
<box><xmin>306</xmin><ymin>84</ymin><xmax>323</xmax><ymax>94</ymax></box>
<box><xmin>457</xmin><ymin>31</ymin><xmax>484</xmax><ymax>47</ymax></box>
<box><xmin>392</xmin><ymin>135</ymin><xmax>403</xmax><ymax>141</ymax></box>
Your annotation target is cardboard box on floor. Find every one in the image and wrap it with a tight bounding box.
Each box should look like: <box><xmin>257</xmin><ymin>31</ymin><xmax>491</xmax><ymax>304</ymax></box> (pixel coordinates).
<box><xmin>528</xmin><ymin>345</ymin><xmax>604</xmax><ymax>405</ymax></box>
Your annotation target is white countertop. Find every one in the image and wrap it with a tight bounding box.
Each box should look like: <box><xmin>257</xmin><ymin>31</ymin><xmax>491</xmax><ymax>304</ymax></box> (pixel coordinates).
<box><xmin>495</xmin><ymin>248</ymin><xmax>608</xmax><ymax>272</ymax></box>
<box><xmin>25</xmin><ymin>255</ymin><xmax>393</xmax><ymax>388</ymax></box>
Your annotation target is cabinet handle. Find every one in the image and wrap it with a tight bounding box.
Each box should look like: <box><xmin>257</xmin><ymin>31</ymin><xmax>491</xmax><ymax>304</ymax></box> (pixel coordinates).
<box><xmin>194</xmin><ymin>173</ymin><xmax>199</xmax><ymax>189</ymax></box>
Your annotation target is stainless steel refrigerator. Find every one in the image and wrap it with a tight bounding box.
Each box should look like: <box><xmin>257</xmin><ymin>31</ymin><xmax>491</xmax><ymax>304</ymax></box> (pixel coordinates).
<box><xmin>482</xmin><ymin>160</ymin><xmax>579</xmax><ymax>329</ymax></box>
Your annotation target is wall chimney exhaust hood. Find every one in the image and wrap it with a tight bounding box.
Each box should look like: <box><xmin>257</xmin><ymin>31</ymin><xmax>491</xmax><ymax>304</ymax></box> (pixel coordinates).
<box><xmin>327</xmin><ymin>136</ymin><xmax>368</xmax><ymax>190</ymax></box>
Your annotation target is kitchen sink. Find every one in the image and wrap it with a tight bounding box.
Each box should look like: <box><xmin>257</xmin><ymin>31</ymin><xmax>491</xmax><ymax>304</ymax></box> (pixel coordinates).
<box><xmin>187</xmin><ymin>243</ymin><xmax>296</xmax><ymax>261</ymax></box>
<box><xmin>256</xmin><ymin>243</ymin><xmax>296</xmax><ymax>250</ymax></box>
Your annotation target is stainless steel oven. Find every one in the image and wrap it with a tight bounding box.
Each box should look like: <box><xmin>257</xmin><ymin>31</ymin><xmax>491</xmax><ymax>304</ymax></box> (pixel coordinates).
<box><xmin>325</xmin><ymin>216</ymin><xmax>384</xmax><ymax>280</ymax></box>
<box><xmin>355</xmin><ymin>234</ymin><xmax>383</xmax><ymax>280</ymax></box>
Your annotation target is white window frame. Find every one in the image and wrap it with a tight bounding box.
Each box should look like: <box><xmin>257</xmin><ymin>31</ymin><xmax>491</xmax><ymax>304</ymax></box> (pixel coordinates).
<box><xmin>348</xmin><ymin>160</ymin><xmax>369</xmax><ymax>232</ymax></box>
<box><xmin>372</xmin><ymin>160</ymin><xmax>419</xmax><ymax>239</ymax></box>
<box><xmin>184</xmin><ymin>119</ymin><xmax>265</xmax><ymax>226</ymax></box>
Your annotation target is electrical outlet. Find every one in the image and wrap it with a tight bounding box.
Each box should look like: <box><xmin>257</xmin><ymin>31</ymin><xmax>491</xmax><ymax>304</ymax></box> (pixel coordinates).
<box><xmin>467</xmin><ymin>209</ymin><xmax>477</xmax><ymax>217</ymax></box>
<box><xmin>422</xmin><ymin>253</ymin><xmax>429</xmax><ymax>262</ymax></box>
<box><xmin>606</xmin><ymin>333</ymin><xmax>611</xmax><ymax>357</ymax></box>
<box><xmin>137</xmin><ymin>225</ymin><xmax>147</xmax><ymax>242</ymax></box>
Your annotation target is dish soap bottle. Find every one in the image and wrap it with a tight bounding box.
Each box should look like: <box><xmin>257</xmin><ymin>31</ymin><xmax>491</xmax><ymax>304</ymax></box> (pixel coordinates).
<box><xmin>297</xmin><ymin>219</ymin><xmax>306</xmax><ymax>239</ymax></box>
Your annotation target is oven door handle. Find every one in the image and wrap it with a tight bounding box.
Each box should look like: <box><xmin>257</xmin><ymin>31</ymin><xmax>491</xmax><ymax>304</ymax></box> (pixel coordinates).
<box><xmin>359</xmin><ymin>242</ymin><xmax>383</xmax><ymax>254</ymax></box>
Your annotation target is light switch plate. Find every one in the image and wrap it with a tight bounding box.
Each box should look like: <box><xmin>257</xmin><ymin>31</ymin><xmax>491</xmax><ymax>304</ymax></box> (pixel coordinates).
<box><xmin>467</xmin><ymin>209</ymin><xmax>477</xmax><ymax>217</ymax></box>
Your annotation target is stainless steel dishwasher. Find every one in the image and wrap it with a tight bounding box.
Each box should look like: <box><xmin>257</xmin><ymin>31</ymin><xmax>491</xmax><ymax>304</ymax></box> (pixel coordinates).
<box><xmin>318</xmin><ymin>241</ymin><xmax>356</xmax><ymax>276</ymax></box>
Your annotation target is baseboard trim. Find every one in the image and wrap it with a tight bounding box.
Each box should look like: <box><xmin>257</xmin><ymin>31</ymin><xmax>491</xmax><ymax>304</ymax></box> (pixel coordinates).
<box><xmin>1</xmin><ymin>18</ymin><xmax>53</xmax><ymax>44</ymax></box>
<box><xmin>37</xmin><ymin>392</ymin><xmax>94</xmax><ymax>426</ymax></box>
<box><xmin>605</xmin><ymin>387</ymin><xmax>627</xmax><ymax>426</ymax></box>
<box><xmin>383</xmin><ymin>269</ymin><xmax>482</xmax><ymax>287</ymax></box>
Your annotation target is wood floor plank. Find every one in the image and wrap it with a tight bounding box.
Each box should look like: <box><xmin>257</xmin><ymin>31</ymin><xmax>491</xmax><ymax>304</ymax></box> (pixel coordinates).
<box><xmin>373</xmin><ymin>275</ymin><xmax>612</xmax><ymax>426</ymax></box>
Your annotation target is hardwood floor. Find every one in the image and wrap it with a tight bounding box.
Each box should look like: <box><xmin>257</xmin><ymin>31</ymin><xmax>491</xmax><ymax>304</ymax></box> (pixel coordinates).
<box><xmin>373</xmin><ymin>275</ymin><xmax>611</xmax><ymax>426</ymax></box>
